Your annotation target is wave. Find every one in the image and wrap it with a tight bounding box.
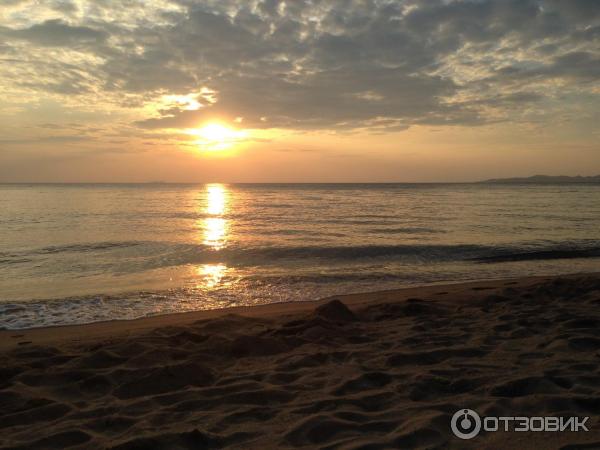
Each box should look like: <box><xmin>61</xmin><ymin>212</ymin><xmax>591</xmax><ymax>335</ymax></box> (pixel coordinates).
<box><xmin>232</xmin><ymin>243</ymin><xmax>485</xmax><ymax>261</ymax></box>
<box><xmin>36</xmin><ymin>241</ymin><xmax>141</xmax><ymax>255</ymax></box>
<box><xmin>369</xmin><ymin>227</ymin><xmax>441</xmax><ymax>234</ymax></box>
<box><xmin>245</xmin><ymin>272</ymin><xmax>415</xmax><ymax>284</ymax></box>
<box><xmin>0</xmin><ymin>241</ymin><xmax>142</xmax><ymax>259</ymax></box>
<box><xmin>174</xmin><ymin>242</ymin><xmax>600</xmax><ymax>266</ymax></box>
<box><xmin>0</xmin><ymin>258</ymin><xmax>32</xmax><ymax>265</ymax></box>
<box><xmin>473</xmin><ymin>246</ymin><xmax>600</xmax><ymax>263</ymax></box>
<box><xmin>3</xmin><ymin>241</ymin><xmax>600</xmax><ymax>272</ymax></box>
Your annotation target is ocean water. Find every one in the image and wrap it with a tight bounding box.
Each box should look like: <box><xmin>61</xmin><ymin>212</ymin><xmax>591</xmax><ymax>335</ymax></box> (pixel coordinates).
<box><xmin>1</xmin><ymin>183</ymin><xmax>599</xmax><ymax>329</ymax></box>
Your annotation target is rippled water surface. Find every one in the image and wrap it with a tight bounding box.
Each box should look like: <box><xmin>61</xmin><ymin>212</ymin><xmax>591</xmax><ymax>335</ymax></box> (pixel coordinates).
<box><xmin>1</xmin><ymin>183</ymin><xmax>599</xmax><ymax>329</ymax></box>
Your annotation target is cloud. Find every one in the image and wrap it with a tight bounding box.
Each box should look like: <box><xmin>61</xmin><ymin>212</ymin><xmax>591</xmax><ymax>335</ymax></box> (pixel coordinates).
<box><xmin>0</xmin><ymin>135</ymin><xmax>89</xmax><ymax>145</ymax></box>
<box><xmin>136</xmin><ymin>67</ymin><xmax>472</xmax><ymax>130</ymax></box>
<box><xmin>0</xmin><ymin>0</ymin><xmax>598</xmax><ymax>133</ymax></box>
<box><xmin>0</xmin><ymin>19</ymin><xmax>107</xmax><ymax>47</ymax></box>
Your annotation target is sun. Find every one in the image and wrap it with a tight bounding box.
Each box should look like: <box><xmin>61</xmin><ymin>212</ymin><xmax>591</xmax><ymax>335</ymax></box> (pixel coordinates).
<box><xmin>198</xmin><ymin>123</ymin><xmax>234</xmax><ymax>142</ymax></box>
<box><xmin>189</xmin><ymin>122</ymin><xmax>247</xmax><ymax>152</ymax></box>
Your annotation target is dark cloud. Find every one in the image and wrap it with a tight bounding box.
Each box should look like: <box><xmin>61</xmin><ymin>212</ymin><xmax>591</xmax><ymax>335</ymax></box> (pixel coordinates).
<box><xmin>0</xmin><ymin>19</ymin><xmax>107</xmax><ymax>47</ymax></box>
<box><xmin>489</xmin><ymin>51</ymin><xmax>600</xmax><ymax>83</ymax></box>
<box><xmin>136</xmin><ymin>67</ymin><xmax>468</xmax><ymax>129</ymax></box>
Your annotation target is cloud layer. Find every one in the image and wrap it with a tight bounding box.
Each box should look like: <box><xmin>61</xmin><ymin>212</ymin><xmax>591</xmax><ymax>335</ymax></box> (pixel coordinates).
<box><xmin>0</xmin><ymin>0</ymin><xmax>599</xmax><ymax>133</ymax></box>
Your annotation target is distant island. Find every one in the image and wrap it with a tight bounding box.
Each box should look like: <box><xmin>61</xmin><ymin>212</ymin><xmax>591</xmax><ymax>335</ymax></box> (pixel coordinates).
<box><xmin>480</xmin><ymin>175</ymin><xmax>600</xmax><ymax>184</ymax></box>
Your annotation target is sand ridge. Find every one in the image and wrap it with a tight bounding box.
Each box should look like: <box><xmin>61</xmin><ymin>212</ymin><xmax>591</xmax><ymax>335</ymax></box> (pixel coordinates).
<box><xmin>1</xmin><ymin>274</ymin><xmax>600</xmax><ymax>449</ymax></box>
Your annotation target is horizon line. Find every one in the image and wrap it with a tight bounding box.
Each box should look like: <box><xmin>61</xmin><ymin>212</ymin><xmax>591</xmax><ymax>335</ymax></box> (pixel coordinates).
<box><xmin>2</xmin><ymin>174</ymin><xmax>599</xmax><ymax>185</ymax></box>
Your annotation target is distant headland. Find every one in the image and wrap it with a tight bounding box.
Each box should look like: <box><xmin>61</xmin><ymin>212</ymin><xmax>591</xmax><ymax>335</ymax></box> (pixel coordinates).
<box><xmin>480</xmin><ymin>175</ymin><xmax>600</xmax><ymax>184</ymax></box>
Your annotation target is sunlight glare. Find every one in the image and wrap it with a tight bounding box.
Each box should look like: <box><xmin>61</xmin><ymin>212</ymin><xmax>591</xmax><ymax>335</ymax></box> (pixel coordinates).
<box><xmin>201</xmin><ymin>184</ymin><xmax>228</xmax><ymax>250</ymax></box>
<box><xmin>196</xmin><ymin>263</ymin><xmax>228</xmax><ymax>289</ymax></box>
<box><xmin>207</xmin><ymin>184</ymin><xmax>226</xmax><ymax>215</ymax></box>
<box><xmin>190</xmin><ymin>122</ymin><xmax>247</xmax><ymax>152</ymax></box>
<box><xmin>203</xmin><ymin>217</ymin><xmax>227</xmax><ymax>249</ymax></box>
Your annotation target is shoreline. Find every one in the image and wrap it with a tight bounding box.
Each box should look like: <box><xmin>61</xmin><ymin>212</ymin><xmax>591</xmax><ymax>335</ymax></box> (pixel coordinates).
<box><xmin>2</xmin><ymin>271</ymin><xmax>600</xmax><ymax>449</ymax></box>
<box><xmin>1</xmin><ymin>272</ymin><xmax>592</xmax><ymax>351</ymax></box>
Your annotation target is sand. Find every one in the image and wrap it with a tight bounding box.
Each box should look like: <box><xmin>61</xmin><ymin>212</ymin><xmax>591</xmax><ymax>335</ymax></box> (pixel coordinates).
<box><xmin>1</xmin><ymin>273</ymin><xmax>600</xmax><ymax>449</ymax></box>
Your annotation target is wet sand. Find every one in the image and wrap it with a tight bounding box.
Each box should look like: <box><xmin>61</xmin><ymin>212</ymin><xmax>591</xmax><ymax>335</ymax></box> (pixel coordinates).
<box><xmin>1</xmin><ymin>273</ymin><xmax>600</xmax><ymax>449</ymax></box>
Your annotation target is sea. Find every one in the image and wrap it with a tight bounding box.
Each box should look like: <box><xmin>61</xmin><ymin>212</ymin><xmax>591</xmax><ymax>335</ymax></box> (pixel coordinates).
<box><xmin>1</xmin><ymin>183</ymin><xmax>599</xmax><ymax>329</ymax></box>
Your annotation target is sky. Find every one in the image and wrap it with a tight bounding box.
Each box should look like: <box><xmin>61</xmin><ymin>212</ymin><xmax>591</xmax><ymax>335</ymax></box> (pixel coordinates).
<box><xmin>0</xmin><ymin>0</ymin><xmax>598</xmax><ymax>182</ymax></box>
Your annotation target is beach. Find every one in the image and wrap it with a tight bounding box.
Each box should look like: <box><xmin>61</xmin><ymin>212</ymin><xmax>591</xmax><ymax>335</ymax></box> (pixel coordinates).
<box><xmin>2</xmin><ymin>273</ymin><xmax>600</xmax><ymax>449</ymax></box>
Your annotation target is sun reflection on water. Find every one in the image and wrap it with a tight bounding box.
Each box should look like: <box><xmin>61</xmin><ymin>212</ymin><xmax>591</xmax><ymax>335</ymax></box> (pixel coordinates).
<box><xmin>196</xmin><ymin>263</ymin><xmax>228</xmax><ymax>289</ymax></box>
<box><xmin>203</xmin><ymin>217</ymin><xmax>227</xmax><ymax>249</ymax></box>
<box><xmin>196</xmin><ymin>184</ymin><xmax>231</xmax><ymax>289</ymax></box>
<box><xmin>202</xmin><ymin>184</ymin><xmax>228</xmax><ymax>249</ymax></box>
<box><xmin>206</xmin><ymin>184</ymin><xmax>226</xmax><ymax>215</ymax></box>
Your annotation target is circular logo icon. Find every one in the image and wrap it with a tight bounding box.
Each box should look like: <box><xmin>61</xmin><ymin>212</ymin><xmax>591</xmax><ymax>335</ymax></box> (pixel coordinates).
<box><xmin>451</xmin><ymin>409</ymin><xmax>481</xmax><ymax>440</ymax></box>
